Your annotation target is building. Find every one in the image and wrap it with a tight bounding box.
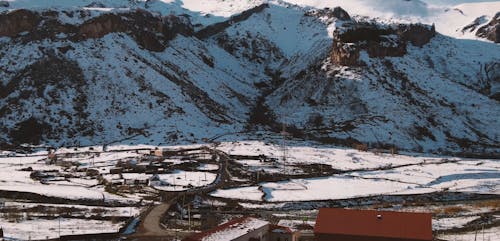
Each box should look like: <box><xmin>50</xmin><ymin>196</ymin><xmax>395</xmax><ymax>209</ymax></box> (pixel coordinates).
<box><xmin>149</xmin><ymin>174</ymin><xmax>166</xmax><ymax>187</ymax></box>
<box><xmin>269</xmin><ymin>225</ymin><xmax>300</xmax><ymax>241</ymax></box>
<box><xmin>122</xmin><ymin>173</ymin><xmax>150</xmax><ymax>186</ymax></box>
<box><xmin>314</xmin><ymin>208</ymin><xmax>432</xmax><ymax>241</ymax></box>
<box><xmin>183</xmin><ymin>217</ymin><xmax>270</xmax><ymax>241</ymax></box>
<box><xmin>152</xmin><ymin>147</ymin><xmax>164</xmax><ymax>157</ymax></box>
<box><xmin>276</xmin><ymin>221</ymin><xmax>314</xmax><ymax>241</ymax></box>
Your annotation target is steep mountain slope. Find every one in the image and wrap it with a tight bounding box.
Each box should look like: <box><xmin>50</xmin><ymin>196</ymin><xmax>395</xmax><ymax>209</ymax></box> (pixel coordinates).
<box><xmin>0</xmin><ymin>0</ymin><xmax>499</xmax><ymax>155</ymax></box>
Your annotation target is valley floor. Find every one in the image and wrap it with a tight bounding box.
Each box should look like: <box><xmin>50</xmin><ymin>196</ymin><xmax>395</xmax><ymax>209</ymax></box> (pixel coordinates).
<box><xmin>0</xmin><ymin>141</ymin><xmax>498</xmax><ymax>240</ymax></box>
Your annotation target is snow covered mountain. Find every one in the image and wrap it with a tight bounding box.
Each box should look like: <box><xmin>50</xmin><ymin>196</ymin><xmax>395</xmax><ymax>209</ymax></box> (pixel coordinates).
<box><xmin>0</xmin><ymin>0</ymin><xmax>499</xmax><ymax>155</ymax></box>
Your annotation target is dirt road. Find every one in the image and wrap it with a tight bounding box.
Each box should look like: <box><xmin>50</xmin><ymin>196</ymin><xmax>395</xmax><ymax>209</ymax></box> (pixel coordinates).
<box><xmin>128</xmin><ymin>147</ymin><xmax>230</xmax><ymax>240</ymax></box>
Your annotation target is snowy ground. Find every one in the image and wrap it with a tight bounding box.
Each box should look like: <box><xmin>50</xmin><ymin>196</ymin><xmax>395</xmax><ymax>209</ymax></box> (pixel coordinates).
<box><xmin>0</xmin><ymin>217</ymin><xmax>123</xmax><ymax>240</ymax></box>
<box><xmin>0</xmin><ymin>200</ymin><xmax>142</xmax><ymax>240</ymax></box>
<box><xmin>212</xmin><ymin>141</ymin><xmax>499</xmax><ymax>202</ymax></box>
<box><xmin>153</xmin><ymin>170</ymin><xmax>217</xmax><ymax>191</ymax></box>
<box><xmin>0</xmin><ymin>145</ymin><xmax>222</xmax><ymax>239</ymax></box>
<box><xmin>439</xmin><ymin>226</ymin><xmax>500</xmax><ymax>241</ymax></box>
<box><xmin>0</xmin><ymin>153</ymin><xmax>140</xmax><ymax>203</ymax></box>
<box><xmin>1</xmin><ymin>141</ymin><xmax>498</xmax><ymax>239</ymax></box>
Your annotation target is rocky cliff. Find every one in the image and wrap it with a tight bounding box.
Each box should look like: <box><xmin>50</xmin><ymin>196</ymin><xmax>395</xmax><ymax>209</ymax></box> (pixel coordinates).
<box><xmin>476</xmin><ymin>12</ymin><xmax>500</xmax><ymax>43</ymax></box>
<box><xmin>331</xmin><ymin>17</ymin><xmax>436</xmax><ymax>66</ymax></box>
<box><xmin>0</xmin><ymin>9</ymin><xmax>193</xmax><ymax>51</ymax></box>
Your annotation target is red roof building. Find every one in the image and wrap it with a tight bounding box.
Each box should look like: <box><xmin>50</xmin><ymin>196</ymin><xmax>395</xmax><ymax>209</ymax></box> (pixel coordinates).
<box><xmin>269</xmin><ymin>225</ymin><xmax>300</xmax><ymax>241</ymax></box>
<box><xmin>314</xmin><ymin>208</ymin><xmax>433</xmax><ymax>241</ymax></box>
<box><xmin>182</xmin><ymin>216</ymin><xmax>270</xmax><ymax>241</ymax></box>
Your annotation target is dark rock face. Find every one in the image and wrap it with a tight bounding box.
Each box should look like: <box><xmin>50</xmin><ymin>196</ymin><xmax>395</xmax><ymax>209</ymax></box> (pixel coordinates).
<box><xmin>0</xmin><ymin>9</ymin><xmax>41</xmax><ymax>37</ymax></box>
<box><xmin>331</xmin><ymin>22</ymin><xmax>435</xmax><ymax>66</ymax></box>
<box><xmin>397</xmin><ymin>23</ymin><xmax>436</xmax><ymax>47</ymax></box>
<box><xmin>483</xmin><ymin>62</ymin><xmax>500</xmax><ymax>101</ymax></box>
<box><xmin>0</xmin><ymin>9</ymin><xmax>194</xmax><ymax>51</ymax></box>
<box><xmin>305</xmin><ymin>6</ymin><xmax>351</xmax><ymax>21</ymax></box>
<box><xmin>332</xmin><ymin>7</ymin><xmax>351</xmax><ymax>21</ymax></box>
<box><xmin>462</xmin><ymin>15</ymin><xmax>488</xmax><ymax>33</ymax></box>
<box><xmin>1</xmin><ymin>56</ymin><xmax>94</xmax><ymax>144</ymax></box>
<box><xmin>195</xmin><ymin>3</ymin><xmax>269</xmax><ymax>39</ymax></box>
<box><xmin>477</xmin><ymin>12</ymin><xmax>500</xmax><ymax>43</ymax></box>
<box><xmin>10</xmin><ymin>118</ymin><xmax>51</xmax><ymax>145</ymax></box>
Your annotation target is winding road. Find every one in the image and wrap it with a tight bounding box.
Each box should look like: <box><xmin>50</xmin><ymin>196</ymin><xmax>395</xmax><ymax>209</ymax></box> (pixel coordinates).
<box><xmin>127</xmin><ymin>146</ymin><xmax>231</xmax><ymax>240</ymax></box>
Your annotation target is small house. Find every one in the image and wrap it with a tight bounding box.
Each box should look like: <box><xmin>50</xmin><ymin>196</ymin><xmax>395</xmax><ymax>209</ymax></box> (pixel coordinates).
<box><xmin>110</xmin><ymin>167</ymin><xmax>123</xmax><ymax>174</ymax></box>
<box><xmin>149</xmin><ymin>174</ymin><xmax>165</xmax><ymax>187</ymax></box>
<box><xmin>134</xmin><ymin>162</ymin><xmax>150</xmax><ymax>172</ymax></box>
<box><xmin>183</xmin><ymin>216</ymin><xmax>270</xmax><ymax>241</ymax></box>
<box><xmin>122</xmin><ymin>173</ymin><xmax>150</xmax><ymax>186</ymax></box>
<box><xmin>314</xmin><ymin>208</ymin><xmax>433</xmax><ymax>241</ymax></box>
<box><xmin>152</xmin><ymin>147</ymin><xmax>165</xmax><ymax>157</ymax></box>
<box><xmin>269</xmin><ymin>225</ymin><xmax>300</xmax><ymax>241</ymax></box>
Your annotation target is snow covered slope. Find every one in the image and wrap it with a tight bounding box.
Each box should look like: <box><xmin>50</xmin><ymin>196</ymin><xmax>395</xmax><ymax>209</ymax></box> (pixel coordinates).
<box><xmin>0</xmin><ymin>0</ymin><xmax>499</xmax><ymax>155</ymax></box>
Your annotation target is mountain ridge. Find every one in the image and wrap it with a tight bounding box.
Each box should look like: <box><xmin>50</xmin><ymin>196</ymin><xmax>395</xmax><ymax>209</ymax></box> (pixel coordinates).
<box><xmin>0</xmin><ymin>0</ymin><xmax>499</xmax><ymax>156</ymax></box>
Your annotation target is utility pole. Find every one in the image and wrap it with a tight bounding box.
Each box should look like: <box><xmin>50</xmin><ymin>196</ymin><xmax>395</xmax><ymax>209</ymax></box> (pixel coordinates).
<box><xmin>58</xmin><ymin>215</ymin><xmax>61</xmax><ymax>238</ymax></box>
<box><xmin>188</xmin><ymin>204</ymin><xmax>191</xmax><ymax>231</ymax></box>
<box><xmin>482</xmin><ymin>224</ymin><xmax>485</xmax><ymax>241</ymax></box>
<box><xmin>281</xmin><ymin>123</ymin><xmax>287</xmax><ymax>175</ymax></box>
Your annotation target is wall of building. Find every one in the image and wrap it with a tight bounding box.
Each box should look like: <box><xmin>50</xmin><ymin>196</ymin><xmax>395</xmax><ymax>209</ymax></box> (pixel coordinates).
<box><xmin>315</xmin><ymin>233</ymin><xmax>432</xmax><ymax>241</ymax></box>
<box><xmin>269</xmin><ymin>231</ymin><xmax>296</xmax><ymax>241</ymax></box>
<box><xmin>232</xmin><ymin>224</ymin><xmax>270</xmax><ymax>241</ymax></box>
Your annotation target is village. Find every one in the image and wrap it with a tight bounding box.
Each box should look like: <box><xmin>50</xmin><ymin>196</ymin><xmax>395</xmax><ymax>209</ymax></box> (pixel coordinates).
<box><xmin>0</xmin><ymin>141</ymin><xmax>499</xmax><ymax>241</ymax></box>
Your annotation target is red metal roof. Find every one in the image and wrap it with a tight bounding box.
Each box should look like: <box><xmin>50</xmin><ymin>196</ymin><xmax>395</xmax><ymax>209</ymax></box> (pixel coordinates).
<box><xmin>314</xmin><ymin>208</ymin><xmax>433</xmax><ymax>240</ymax></box>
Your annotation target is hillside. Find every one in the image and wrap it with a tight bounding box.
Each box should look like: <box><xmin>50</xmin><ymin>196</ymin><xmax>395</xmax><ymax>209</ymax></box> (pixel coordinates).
<box><xmin>0</xmin><ymin>0</ymin><xmax>499</xmax><ymax>155</ymax></box>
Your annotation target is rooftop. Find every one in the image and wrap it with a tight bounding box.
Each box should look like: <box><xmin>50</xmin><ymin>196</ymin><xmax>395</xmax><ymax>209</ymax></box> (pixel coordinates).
<box><xmin>183</xmin><ymin>217</ymin><xmax>269</xmax><ymax>241</ymax></box>
<box><xmin>314</xmin><ymin>208</ymin><xmax>432</xmax><ymax>240</ymax></box>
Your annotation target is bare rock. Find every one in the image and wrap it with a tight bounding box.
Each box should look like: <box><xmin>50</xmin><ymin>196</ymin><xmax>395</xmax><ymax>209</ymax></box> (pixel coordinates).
<box><xmin>477</xmin><ymin>12</ymin><xmax>500</xmax><ymax>43</ymax></box>
<box><xmin>397</xmin><ymin>23</ymin><xmax>436</xmax><ymax>47</ymax></box>
<box><xmin>0</xmin><ymin>9</ymin><xmax>194</xmax><ymax>51</ymax></box>
<box><xmin>462</xmin><ymin>15</ymin><xmax>488</xmax><ymax>33</ymax></box>
<box><xmin>0</xmin><ymin>9</ymin><xmax>40</xmax><ymax>37</ymax></box>
<box><xmin>305</xmin><ymin>6</ymin><xmax>351</xmax><ymax>21</ymax></box>
<box><xmin>331</xmin><ymin>7</ymin><xmax>351</xmax><ymax>21</ymax></box>
<box><xmin>331</xmin><ymin>22</ymin><xmax>435</xmax><ymax>66</ymax></box>
<box><xmin>483</xmin><ymin>62</ymin><xmax>500</xmax><ymax>100</ymax></box>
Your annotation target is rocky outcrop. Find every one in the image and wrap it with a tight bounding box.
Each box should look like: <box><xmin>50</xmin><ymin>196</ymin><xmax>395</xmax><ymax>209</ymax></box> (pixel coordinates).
<box><xmin>331</xmin><ymin>22</ymin><xmax>435</xmax><ymax>66</ymax></box>
<box><xmin>397</xmin><ymin>23</ymin><xmax>436</xmax><ymax>47</ymax></box>
<box><xmin>462</xmin><ymin>15</ymin><xmax>488</xmax><ymax>33</ymax></box>
<box><xmin>305</xmin><ymin>6</ymin><xmax>351</xmax><ymax>21</ymax></box>
<box><xmin>195</xmin><ymin>3</ymin><xmax>269</xmax><ymax>39</ymax></box>
<box><xmin>0</xmin><ymin>9</ymin><xmax>41</xmax><ymax>37</ymax></box>
<box><xmin>476</xmin><ymin>12</ymin><xmax>500</xmax><ymax>43</ymax></box>
<box><xmin>482</xmin><ymin>62</ymin><xmax>500</xmax><ymax>101</ymax></box>
<box><xmin>0</xmin><ymin>9</ymin><xmax>193</xmax><ymax>51</ymax></box>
